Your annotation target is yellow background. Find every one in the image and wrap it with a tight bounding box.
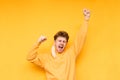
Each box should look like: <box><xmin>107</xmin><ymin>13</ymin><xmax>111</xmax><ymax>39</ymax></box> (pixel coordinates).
<box><xmin>0</xmin><ymin>0</ymin><xmax>120</xmax><ymax>80</ymax></box>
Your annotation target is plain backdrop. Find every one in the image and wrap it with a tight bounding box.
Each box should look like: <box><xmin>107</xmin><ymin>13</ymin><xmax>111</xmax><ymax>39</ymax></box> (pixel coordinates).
<box><xmin>0</xmin><ymin>0</ymin><xmax>120</xmax><ymax>80</ymax></box>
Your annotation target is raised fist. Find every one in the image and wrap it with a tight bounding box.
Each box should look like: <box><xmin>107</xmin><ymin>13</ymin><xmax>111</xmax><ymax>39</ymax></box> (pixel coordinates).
<box><xmin>83</xmin><ymin>8</ymin><xmax>90</xmax><ymax>21</ymax></box>
<box><xmin>38</xmin><ymin>35</ymin><xmax>47</xmax><ymax>43</ymax></box>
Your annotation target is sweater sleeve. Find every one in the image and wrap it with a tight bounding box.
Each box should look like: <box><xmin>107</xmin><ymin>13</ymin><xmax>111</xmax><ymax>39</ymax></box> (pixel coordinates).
<box><xmin>27</xmin><ymin>43</ymin><xmax>45</xmax><ymax>68</ymax></box>
<box><xmin>73</xmin><ymin>20</ymin><xmax>89</xmax><ymax>58</ymax></box>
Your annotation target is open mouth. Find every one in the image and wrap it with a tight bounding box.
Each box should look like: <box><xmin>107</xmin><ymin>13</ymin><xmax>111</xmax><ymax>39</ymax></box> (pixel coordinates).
<box><xmin>58</xmin><ymin>45</ymin><xmax>64</xmax><ymax>49</ymax></box>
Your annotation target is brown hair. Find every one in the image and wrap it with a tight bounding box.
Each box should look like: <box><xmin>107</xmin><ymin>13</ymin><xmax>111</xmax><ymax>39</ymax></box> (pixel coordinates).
<box><xmin>54</xmin><ymin>31</ymin><xmax>69</xmax><ymax>42</ymax></box>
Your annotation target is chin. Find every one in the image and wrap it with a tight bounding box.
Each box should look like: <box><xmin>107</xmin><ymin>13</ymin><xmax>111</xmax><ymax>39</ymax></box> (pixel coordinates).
<box><xmin>58</xmin><ymin>50</ymin><xmax>64</xmax><ymax>53</ymax></box>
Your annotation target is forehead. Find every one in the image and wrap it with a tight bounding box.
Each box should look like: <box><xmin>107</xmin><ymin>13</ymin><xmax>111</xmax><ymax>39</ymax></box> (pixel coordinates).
<box><xmin>56</xmin><ymin>36</ymin><xmax>67</xmax><ymax>41</ymax></box>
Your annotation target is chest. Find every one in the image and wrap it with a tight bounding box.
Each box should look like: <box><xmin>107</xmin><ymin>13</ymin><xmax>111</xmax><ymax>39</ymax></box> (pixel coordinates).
<box><xmin>44</xmin><ymin>53</ymin><xmax>73</xmax><ymax>72</ymax></box>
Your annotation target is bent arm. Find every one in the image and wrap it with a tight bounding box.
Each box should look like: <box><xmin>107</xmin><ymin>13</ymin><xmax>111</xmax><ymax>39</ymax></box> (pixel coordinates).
<box><xmin>26</xmin><ymin>42</ymin><xmax>44</xmax><ymax>67</ymax></box>
<box><xmin>27</xmin><ymin>35</ymin><xmax>47</xmax><ymax>67</ymax></box>
<box><xmin>27</xmin><ymin>42</ymin><xmax>40</xmax><ymax>61</ymax></box>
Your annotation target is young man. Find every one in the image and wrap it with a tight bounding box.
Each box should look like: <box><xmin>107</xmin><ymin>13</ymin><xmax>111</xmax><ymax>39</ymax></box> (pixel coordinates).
<box><xmin>27</xmin><ymin>9</ymin><xmax>90</xmax><ymax>80</ymax></box>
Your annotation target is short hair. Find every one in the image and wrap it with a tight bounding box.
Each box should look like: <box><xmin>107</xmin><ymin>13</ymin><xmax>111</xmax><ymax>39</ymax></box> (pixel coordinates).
<box><xmin>54</xmin><ymin>31</ymin><xmax>69</xmax><ymax>42</ymax></box>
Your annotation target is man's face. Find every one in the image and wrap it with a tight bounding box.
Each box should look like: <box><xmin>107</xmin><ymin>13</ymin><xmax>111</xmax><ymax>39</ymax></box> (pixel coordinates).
<box><xmin>54</xmin><ymin>36</ymin><xmax>67</xmax><ymax>53</ymax></box>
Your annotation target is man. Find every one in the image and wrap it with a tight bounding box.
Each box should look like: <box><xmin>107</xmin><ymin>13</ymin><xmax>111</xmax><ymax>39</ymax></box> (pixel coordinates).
<box><xmin>27</xmin><ymin>8</ymin><xmax>90</xmax><ymax>80</ymax></box>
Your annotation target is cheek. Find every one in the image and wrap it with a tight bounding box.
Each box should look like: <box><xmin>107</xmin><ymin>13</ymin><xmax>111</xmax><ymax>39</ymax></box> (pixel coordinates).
<box><xmin>64</xmin><ymin>43</ymin><xmax>67</xmax><ymax>46</ymax></box>
<box><xmin>54</xmin><ymin>42</ymin><xmax>59</xmax><ymax>46</ymax></box>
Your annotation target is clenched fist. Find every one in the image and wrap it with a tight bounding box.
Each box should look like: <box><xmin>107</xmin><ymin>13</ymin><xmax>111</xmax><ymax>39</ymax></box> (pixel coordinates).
<box><xmin>38</xmin><ymin>35</ymin><xmax>47</xmax><ymax>43</ymax></box>
<box><xmin>83</xmin><ymin>8</ymin><xmax>90</xmax><ymax>21</ymax></box>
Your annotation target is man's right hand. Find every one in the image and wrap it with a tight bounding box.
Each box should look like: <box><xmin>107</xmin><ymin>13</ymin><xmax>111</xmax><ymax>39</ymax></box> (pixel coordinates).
<box><xmin>38</xmin><ymin>35</ymin><xmax>47</xmax><ymax>43</ymax></box>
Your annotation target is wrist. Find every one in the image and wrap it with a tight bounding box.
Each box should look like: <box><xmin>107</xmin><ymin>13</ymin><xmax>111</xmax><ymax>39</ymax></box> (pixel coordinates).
<box><xmin>85</xmin><ymin>16</ymin><xmax>90</xmax><ymax>21</ymax></box>
<box><xmin>35</xmin><ymin>41</ymin><xmax>41</xmax><ymax>46</ymax></box>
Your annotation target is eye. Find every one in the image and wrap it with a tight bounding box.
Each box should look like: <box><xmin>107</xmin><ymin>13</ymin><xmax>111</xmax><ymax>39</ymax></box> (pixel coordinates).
<box><xmin>63</xmin><ymin>40</ymin><xmax>66</xmax><ymax>43</ymax></box>
<box><xmin>58</xmin><ymin>40</ymin><xmax>61</xmax><ymax>42</ymax></box>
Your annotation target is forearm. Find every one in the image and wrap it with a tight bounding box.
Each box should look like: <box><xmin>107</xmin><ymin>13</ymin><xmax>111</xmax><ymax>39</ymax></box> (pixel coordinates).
<box><xmin>74</xmin><ymin>19</ymin><xmax>89</xmax><ymax>57</ymax></box>
<box><xmin>27</xmin><ymin>42</ymin><xmax>41</xmax><ymax>61</ymax></box>
<box><xmin>80</xmin><ymin>20</ymin><xmax>89</xmax><ymax>36</ymax></box>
